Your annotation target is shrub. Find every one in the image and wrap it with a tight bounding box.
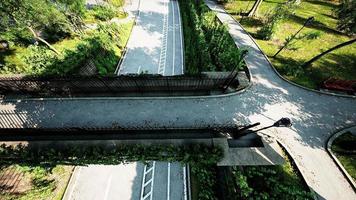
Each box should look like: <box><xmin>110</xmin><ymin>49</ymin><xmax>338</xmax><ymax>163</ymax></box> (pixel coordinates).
<box><xmin>257</xmin><ymin>2</ymin><xmax>297</xmax><ymax>40</ymax></box>
<box><xmin>92</xmin><ymin>5</ymin><xmax>117</xmax><ymax>21</ymax></box>
<box><xmin>179</xmin><ymin>0</ymin><xmax>246</xmax><ymax>74</ymax></box>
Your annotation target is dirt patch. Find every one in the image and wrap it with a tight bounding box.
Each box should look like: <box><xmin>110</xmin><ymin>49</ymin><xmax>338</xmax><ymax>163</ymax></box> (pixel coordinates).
<box><xmin>0</xmin><ymin>165</ymin><xmax>32</xmax><ymax>195</ymax></box>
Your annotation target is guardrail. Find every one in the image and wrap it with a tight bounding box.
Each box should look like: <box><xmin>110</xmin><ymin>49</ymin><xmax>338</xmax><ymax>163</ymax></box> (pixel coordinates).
<box><xmin>0</xmin><ymin>72</ymin><xmax>243</xmax><ymax>97</ymax></box>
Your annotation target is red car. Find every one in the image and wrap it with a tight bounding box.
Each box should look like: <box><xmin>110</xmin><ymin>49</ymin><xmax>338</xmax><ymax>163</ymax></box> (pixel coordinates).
<box><xmin>322</xmin><ymin>78</ymin><xmax>356</xmax><ymax>95</ymax></box>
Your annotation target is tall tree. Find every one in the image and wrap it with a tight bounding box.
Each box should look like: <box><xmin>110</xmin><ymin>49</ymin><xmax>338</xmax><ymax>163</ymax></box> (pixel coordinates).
<box><xmin>0</xmin><ymin>0</ymin><xmax>73</xmax><ymax>54</ymax></box>
<box><xmin>302</xmin><ymin>38</ymin><xmax>356</xmax><ymax>68</ymax></box>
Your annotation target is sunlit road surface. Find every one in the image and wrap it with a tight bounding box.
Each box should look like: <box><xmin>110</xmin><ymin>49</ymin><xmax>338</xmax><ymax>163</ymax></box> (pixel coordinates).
<box><xmin>118</xmin><ymin>0</ymin><xmax>184</xmax><ymax>76</ymax></box>
<box><xmin>63</xmin><ymin>162</ymin><xmax>187</xmax><ymax>200</ymax></box>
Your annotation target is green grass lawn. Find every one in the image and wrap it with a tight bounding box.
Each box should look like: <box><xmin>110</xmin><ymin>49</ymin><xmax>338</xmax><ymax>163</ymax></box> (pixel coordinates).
<box><xmin>331</xmin><ymin>131</ymin><xmax>356</xmax><ymax>182</ymax></box>
<box><xmin>224</xmin><ymin>0</ymin><xmax>356</xmax><ymax>89</ymax></box>
<box><xmin>0</xmin><ymin>164</ymin><xmax>73</xmax><ymax>200</ymax></box>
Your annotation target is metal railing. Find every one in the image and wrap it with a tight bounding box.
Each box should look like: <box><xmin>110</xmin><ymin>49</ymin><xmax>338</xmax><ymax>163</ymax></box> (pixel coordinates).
<box><xmin>0</xmin><ymin>73</ymin><xmax>241</xmax><ymax>97</ymax></box>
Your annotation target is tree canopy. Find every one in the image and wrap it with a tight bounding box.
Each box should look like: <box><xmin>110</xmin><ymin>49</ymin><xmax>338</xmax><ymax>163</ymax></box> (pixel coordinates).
<box><xmin>336</xmin><ymin>0</ymin><xmax>356</xmax><ymax>34</ymax></box>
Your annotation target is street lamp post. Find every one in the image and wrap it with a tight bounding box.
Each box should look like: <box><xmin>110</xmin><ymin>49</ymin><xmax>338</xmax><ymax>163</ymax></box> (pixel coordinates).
<box><xmin>233</xmin><ymin>118</ymin><xmax>292</xmax><ymax>138</ymax></box>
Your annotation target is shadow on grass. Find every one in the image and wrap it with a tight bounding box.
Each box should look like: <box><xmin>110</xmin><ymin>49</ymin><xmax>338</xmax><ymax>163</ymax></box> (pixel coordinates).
<box><xmin>0</xmin><ymin>49</ymin><xmax>16</xmax><ymax>65</ymax></box>
<box><xmin>289</xmin><ymin>14</ymin><xmax>344</xmax><ymax>36</ymax></box>
<box><xmin>307</xmin><ymin>0</ymin><xmax>337</xmax><ymax>9</ymax></box>
<box><xmin>315</xmin><ymin>52</ymin><xmax>356</xmax><ymax>80</ymax></box>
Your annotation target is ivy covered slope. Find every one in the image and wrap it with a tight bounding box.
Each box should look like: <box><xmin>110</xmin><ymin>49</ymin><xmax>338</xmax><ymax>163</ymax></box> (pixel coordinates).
<box><xmin>179</xmin><ymin>0</ymin><xmax>247</xmax><ymax>75</ymax></box>
<box><xmin>222</xmin><ymin>152</ymin><xmax>314</xmax><ymax>199</ymax></box>
<box><xmin>0</xmin><ymin>0</ymin><xmax>131</xmax><ymax>76</ymax></box>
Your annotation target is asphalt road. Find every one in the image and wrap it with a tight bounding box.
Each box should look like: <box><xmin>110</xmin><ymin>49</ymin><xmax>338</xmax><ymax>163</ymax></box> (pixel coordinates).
<box><xmin>63</xmin><ymin>162</ymin><xmax>186</xmax><ymax>200</ymax></box>
<box><xmin>118</xmin><ymin>0</ymin><xmax>184</xmax><ymax>76</ymax></box>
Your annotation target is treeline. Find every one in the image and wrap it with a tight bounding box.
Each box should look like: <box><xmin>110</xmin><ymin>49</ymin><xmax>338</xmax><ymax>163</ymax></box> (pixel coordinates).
<box><xmin>179</xmin><ymin>0</ymin><xmax>246</xmax><ymax>74</ymax></box>
<box><xmin>0</xmin><ymin>0</ymin><xmax>127</xmax><ymax>76</ymax></box>
<box><xmin>22</xmin><ymin>23</ymin><xmax>131</xmax><ymax>76</ymax></box>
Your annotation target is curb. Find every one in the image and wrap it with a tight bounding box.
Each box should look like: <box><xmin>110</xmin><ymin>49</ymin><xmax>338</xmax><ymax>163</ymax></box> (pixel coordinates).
<box><xmin>326</xmin><ymin>126</ymin><xmax>356</xmax><ymax>191</ymax></box>
<box><xmin>62</xmin><ymin>166</ymin><xmax>81</xmax><ymax>200</ymax></box>
<box><xmin>60</xmin><ymin>166</ymin><xmax>76</xmax><ymax>200</ymax></box>
<box><xmin>275</xmin><ymin>141</ymin><xmax>318</xmax><ymax>200</ymax></box>
<box><xmin>259</xmin><ymin>131</ymin><xmax>318</xmax><ymax>200</ymax></box>
<box><xmin>213</xmin><ymin>1</ymin><xmax>356</xmax><ymax>99</ymax></box>
<box><xmin>115</xmin><ymin>0</ymin><xmax>142</xmax><ymax>75</ymax></box>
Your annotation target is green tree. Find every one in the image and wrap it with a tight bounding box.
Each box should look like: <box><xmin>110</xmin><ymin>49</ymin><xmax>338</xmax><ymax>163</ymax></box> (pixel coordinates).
<box><xmin>336</xmin><ymin>0</ymin><xmax>356</xmax><ymax>34</ymax></box>
<box><xmin>0</xmin><ymin>0</ymin><xmax>72</xmax><ymax>53</ymax></box>
<box><xmin>54</xmin><ymin>0</ymin><xmax>86</xmax><ymax>34</ymax></box>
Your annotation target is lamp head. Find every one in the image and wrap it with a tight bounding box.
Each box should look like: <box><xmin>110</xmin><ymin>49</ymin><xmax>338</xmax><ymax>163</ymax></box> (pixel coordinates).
<box><xmin>273</xmin><ymin>118</ymin><xmax>292</xmax><ymax>127</ymax></box>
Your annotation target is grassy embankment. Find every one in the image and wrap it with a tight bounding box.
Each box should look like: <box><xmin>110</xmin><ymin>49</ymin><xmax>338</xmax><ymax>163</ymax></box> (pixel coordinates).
<box><xmin>331</xmin><ymin>131</ymin><xmax>356</xmax><ymax>181</ymax></box>
<box><xmin>224</xmin><ymin>0</ymin><xmax>355</xmax><ymax>89</ymax></box>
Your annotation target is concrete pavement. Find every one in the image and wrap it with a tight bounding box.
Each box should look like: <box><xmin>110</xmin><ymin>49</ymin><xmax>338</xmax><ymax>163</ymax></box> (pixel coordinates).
<box><xmin>63</xmin><ymin>162</ymin><xmax>186</xmax><ymax>200</ymax></box>
<box><xmin>118</xmin><ymin>0</ymin><xmax>183</xmax><ymax>75</ymax></box>
<box><xmin>0</xmin><ymin>0</ymin><xmax>355</xmax><ymax>199</ymax></box>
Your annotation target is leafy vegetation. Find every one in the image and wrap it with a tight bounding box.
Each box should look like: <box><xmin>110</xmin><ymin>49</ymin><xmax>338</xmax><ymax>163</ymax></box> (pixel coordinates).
<box><xmin>0</xmin><ymin>164</ymin><xmax>73</xmax><ymax>200</ymax></box>
<box><xmin>256</xmin><ymin>1</ymin><xmax>297</xmax><ymax>40</ymax></box>
<box><xmin>221</xmin><ymin>151</ymin><xmax>313</xmax><ymax>199</ymax></box>
<box><xmin>336</xmin><ymin>0</ymin><xmax>356</xmax><ymax>34</ymax></box>
<box><xmin>224</xmin><ymin>0</ymin><xmax>356</xmax><ymax>89</ymax></box>
<box><xmin>331</xmin><ymin>131</ymin><xmax>356</xmax><ymax>182</ymax></box>
<box><xmin>0</xmin><ymin>143</ymin><xmax>223</xmax><ymax>199</ymax></box>
<box><xmin>0</xmin><ymin>0</ymin><xmax>132</xmax><ymax>76</ymax></box>
<box><xmin>179</xmin><ymin>0</ymin><xmax>247</xmax><ymax>74</ymax></box>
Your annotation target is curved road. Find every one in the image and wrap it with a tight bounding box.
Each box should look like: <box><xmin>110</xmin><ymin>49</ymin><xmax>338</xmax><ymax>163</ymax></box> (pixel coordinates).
<box><xmin>0</xmin><ymin>0</ymin><xmax>355</xmax><ymax>199</ymax></box>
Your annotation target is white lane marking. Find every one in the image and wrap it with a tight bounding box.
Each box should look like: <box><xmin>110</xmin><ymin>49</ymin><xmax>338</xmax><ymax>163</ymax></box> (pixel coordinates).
<box><xmin>176</xmin><ymin>0</ymin><xmax>184</xmax><ymax>74</ymax></box>
<box><xmin>158</xmin><ymin>0</ymin><xmax>168</xmax><ymax>75</ymax></box>
<box><xmin>150</xmin><ymin>162</ymin><xmax>155</xmax><ymax>200</ymax></box>
<box><xmin>140</xmin><ymin>161</ymin><xmax>156</xmax><ymax>200</ymax></box>
<box><xmin>138</xmin><ymin>65</ymin><xmax>142</xmax><ymax>74</ymax></box>
<box><xmin>183</xmin><ymin>165</ymin><xmax>188</xmax><ymax>200</ymax></box>
<box><xmin>167</xmin><ymin>162</ymin><xmax>171</xmax><ymax>200</ymax></box>
<box><xmin>172</xmin><ymin>0</ymin><xmax>175</xmax><ymax>76</ymax></box>
<box><xmin>104</xmin><ymin>174</ymin><xmax>113</xmax><ymax>200</ymax></box>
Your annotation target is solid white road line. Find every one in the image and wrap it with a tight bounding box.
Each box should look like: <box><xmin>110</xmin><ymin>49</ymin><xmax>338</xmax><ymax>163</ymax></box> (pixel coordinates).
<box><xmin>138</xmin><ymin>65</ymin><xmax>141</xmax><ymax>74</ymax></box>
<box><xmin>167</xmin><ymin>162</ymin><xmax>171</xmax><ymax>200</ymax></box>
<box><xmin>103</xmin><ymin>174</ymin><xmax>113</xmax><ymax>200</ymax></box>
<box><xmin>172</xmin><ymin>0</ymin><xmax>175</xmax><ymax>76</ymax></box>
<box><xmin>183</xmin><ymin>165</ymin><xmax>188</xmax><ymax>200</ymax></box>
<box><xmin>177</xmin><ymin>0</ymin><xmax>184</xmax><ymax>74</ymax></box>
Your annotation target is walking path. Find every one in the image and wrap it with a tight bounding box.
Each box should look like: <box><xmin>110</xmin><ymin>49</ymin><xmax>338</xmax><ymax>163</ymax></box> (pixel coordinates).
<box><xmin>0</xmin><ymin>0</ymin><xmax>355</xmax><ymax>199</ymax></box>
